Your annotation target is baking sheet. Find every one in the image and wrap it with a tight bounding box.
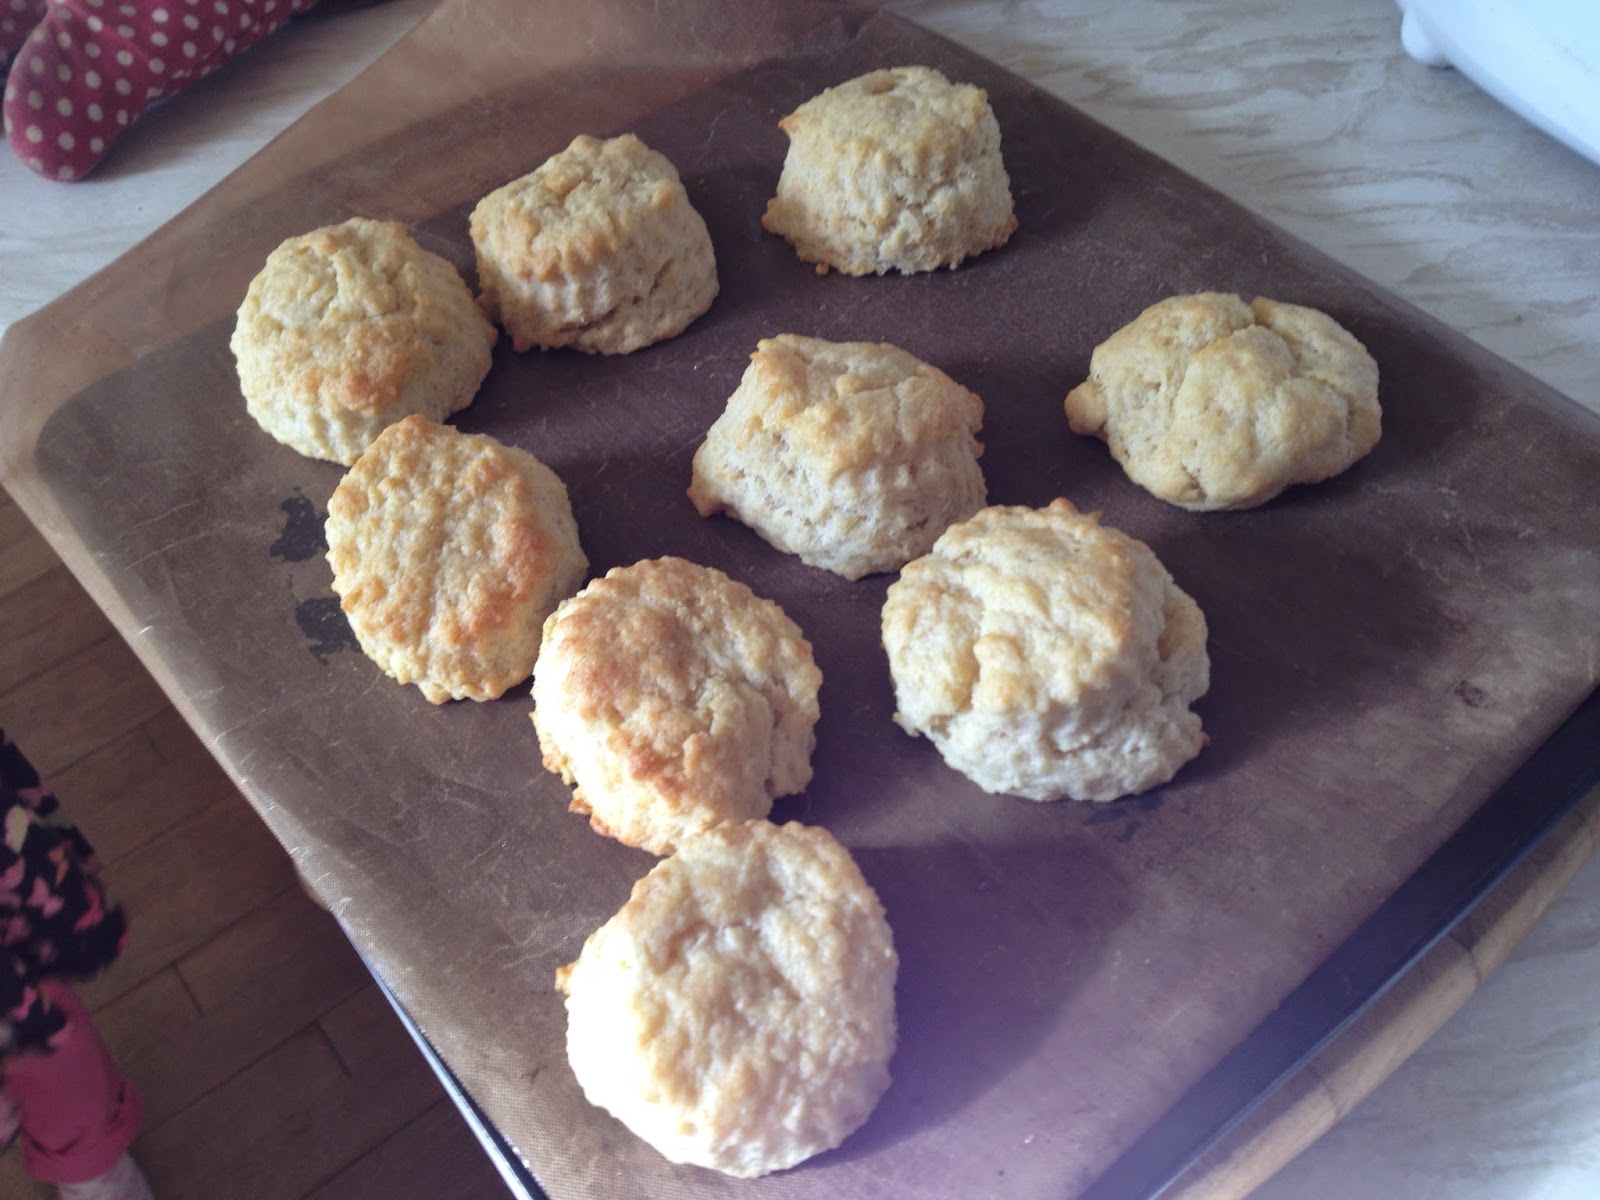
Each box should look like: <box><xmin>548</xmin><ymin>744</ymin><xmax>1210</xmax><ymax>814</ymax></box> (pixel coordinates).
<box><xmin>13</xmin><ymin>4</ymin><xmax>1600</xmax><ymax>1198</ymax></box>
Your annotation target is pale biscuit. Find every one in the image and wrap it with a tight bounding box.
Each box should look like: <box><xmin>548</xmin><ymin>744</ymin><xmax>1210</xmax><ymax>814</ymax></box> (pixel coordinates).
<box><xmin>326</xmin><ymin>415</ymin><xmax>587</xmax><ymax>704</ymax></box>
<box><xmin>231</xmin><ymin>217</ymin><xmax>495</xmax><ymax>466</ymax></box>
<box><xmin>469</xmin><ymin>133</ymin><xmax>719</xmax><ymax>355</ymax></box>
<box><xmin>1064</xmin><ymin>292</ymin><xmax>1382</xmax><ymax>510</ymax></box>
<box><xmin>762</xmin><ymin>65</ymin><xmax>1017</xmax><ymax>275</ymax></box>
<box><xmin>882</xmin><ymin>500</ymin><xmax>1209</xmax><ymax>802</ymax></box>
<box><xmin>688</xmin><ymin>335</ymin><xmax>987</xmax><ymax>580</ymax></box>
<box><xmin>556</xmin><ymin>819</ymin><xmax>897</xmax><ymax>1177</ymax></box>
<box><xmin>531</xmin><ymin>557</ymin><xmax>821</xmax><ymax>855</ymax></box>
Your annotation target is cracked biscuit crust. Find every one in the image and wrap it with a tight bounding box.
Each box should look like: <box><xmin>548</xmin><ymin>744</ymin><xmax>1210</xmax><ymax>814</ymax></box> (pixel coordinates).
<box><xmin>231</xmin><ymin>217</ymin><xmax>496</xmax><ymax>465</ymax></box>
<box><xmin>1065</xmin><ymin>292</ymin><xmax>1382</xmax><ymax>510</ymax></box>
<box><xmin>882</xmin><ymin>500</ymin><xmax>1209</xmax><ymax>802</ymax></box>
<box><xmin>469</xmin><ymin>133</ymin><xmax>719</xmax><ymax>355</ymax></box>
<box><xmin>531</xmin><ymin>557</ymin><xmax>822</xmax><ymax>855</ymax></box>
<box><xmin>762</xmin><ymin>66</ymin><xmax>1017</xmax><ymax>275</ymax></box>
<box><xmin>326</xmin><ymin>415</ymin><xmax>587</xmax><ymax>704</ymax></box>
<box><xmin>688</xmin><ymin>334</ymin><xmax>987</xmax><ymax>579</ymax></box>
<box><xmin>556</xmin><ymin>820</ymin><xmax>897</xmax><ymax>1178</ymax></box>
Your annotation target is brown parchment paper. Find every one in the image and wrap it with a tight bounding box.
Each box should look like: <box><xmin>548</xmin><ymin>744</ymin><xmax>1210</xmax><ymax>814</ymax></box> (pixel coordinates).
<box><xmin>4</xmin><ymin>3</ymin><xmax>1600</xmax><ymax>1198</ymax></box>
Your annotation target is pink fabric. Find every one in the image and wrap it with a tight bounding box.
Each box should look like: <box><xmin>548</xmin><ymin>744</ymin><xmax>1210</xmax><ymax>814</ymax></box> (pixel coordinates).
<box><xmin>1</xmin><ymin>979</ymin><xmax>142</xmax><ymax>1185</ymax></box>
<box><xmin>2</xmin><ymin>0</ymin><xmax>318</xmax><ymax>181</ymax></box>
<box><xmin>0</xmin><ymin>1</ymin><xmax>48</xmax><ymax>66</ymax></box>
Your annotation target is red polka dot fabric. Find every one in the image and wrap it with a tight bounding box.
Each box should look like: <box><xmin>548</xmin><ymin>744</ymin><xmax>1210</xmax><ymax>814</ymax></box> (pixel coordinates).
<box><xmin>2</xmin><ymin>0</ymin><xmax>319</xmax><ymax>181</ymax></box>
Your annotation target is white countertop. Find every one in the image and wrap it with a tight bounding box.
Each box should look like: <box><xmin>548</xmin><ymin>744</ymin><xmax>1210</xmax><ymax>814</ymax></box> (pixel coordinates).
<box><xmin>2</xmin><ymin>1</ymin><xmax>1596</xmax><ymax>1195</ymax></box>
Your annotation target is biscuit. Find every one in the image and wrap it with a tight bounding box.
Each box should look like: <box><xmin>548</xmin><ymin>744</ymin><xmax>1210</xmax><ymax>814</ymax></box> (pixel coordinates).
<box><xmin>1064</xmin><ymin>292</ymin><xmax>1382</xmax><ymax>510</ymax></box>
<box><xmin>469</xmin><ymin>133</ymin><xmax>718</xmax><ymax>355</ymax></box>
<box><xmin>882</xmin><ymin>500</ymin><xmax>1209</xmax><ymax>802</ymax></box>
<box><xmin>556</xmin><ymin>819</ymin><xmax>897</xmax><ymax>1177</ymax></box>
<box><xmin>231</xmin><ymin>217</ymin><xmax>495</xmax><ymax>466</ymax></box>
<box><xmin>762</xmin><ymin>66</ymin><xmax>1017</xmax><ymax>275</ymax></box>
<box><xmin>688</xmin><ymin>335</ymin><xmax>987</xmax><ymax>580</ymax></box>
<box><xmin>531</xmin><ymin>557</ymin><xmax>821</xmax><ymax>855</ymax></box>
<box><xmin>326</xmin><ymin>415</ymin><xmax>587</xmax><ymax>704</ymax></box>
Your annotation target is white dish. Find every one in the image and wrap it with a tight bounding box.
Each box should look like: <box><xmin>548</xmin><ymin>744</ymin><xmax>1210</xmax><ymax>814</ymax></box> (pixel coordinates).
<box><xmin>1396</xmin><ymin>0</ymin><xmax>1600</xmax><ymax>167</ymax></box>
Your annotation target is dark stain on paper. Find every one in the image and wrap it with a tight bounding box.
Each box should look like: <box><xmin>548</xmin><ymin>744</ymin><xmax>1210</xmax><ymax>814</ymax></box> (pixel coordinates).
<box><xmin>296</xmin><ymin>596</ymin><xmax>357</xmax><ymax>663</ymax></box>
<box><xmin>1083</xmin><ymin>791</ymin><xmax>1165</xmax><ymax>843</ymax></box>
<box><xmin>270</xmin><ymin>492</ymin><xmax>327</xmax><ymax>562</ymax></box>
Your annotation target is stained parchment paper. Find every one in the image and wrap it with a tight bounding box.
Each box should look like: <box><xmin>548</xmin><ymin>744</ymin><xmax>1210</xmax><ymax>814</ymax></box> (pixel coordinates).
<box><xmin>6</xmin><ymin>3</ymin><xmax>1600</xmax><ymax>1198</ymax></box>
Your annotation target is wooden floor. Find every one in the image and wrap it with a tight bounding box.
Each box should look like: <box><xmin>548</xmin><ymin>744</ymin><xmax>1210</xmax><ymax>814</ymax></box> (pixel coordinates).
<box><xmin>0</xmin><ymin>488</ymin><xmax>512</xmax><ymax>1199</ymax></box>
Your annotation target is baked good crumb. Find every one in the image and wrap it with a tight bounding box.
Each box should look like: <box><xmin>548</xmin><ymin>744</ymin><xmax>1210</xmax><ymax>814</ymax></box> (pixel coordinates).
<box><xmin>882</xmin><ymin>499</ymin><xmax>1209</xmax><ymax>801</ymax></box>
<box><xmin>688</xmin><ymin>334</ymin><xmax>987</xmax><ymax>579</ymax></box>
<box><xmin>531</xmin><ymin>557</ymin><xmax>821</xmax><ymax>854</ymax></box>
<box><xmin>469</xmin><ymin>133</ymin><xmax>718</xmax><ymax>355</ymax></box>
<box><xmin>1064</xmin><ymin>292</ymin><xmax>1382</xmax><ymax>510</ymax></box>
<box><xmin>762</xmin><ymin>66</ymin><xmax>1017</xmax><ymax>276</ymax></box>
<box><xmin>232</xmin><ymin>217</ymin><xmax>495</xmax><ymax>466</ymax></box>
<box><xmin>325</xmin><ymin>414</ymin><xmax>587</xmax><ymax>703</ymax></box>
<box><xmin>557</xmin><ymin>819</ymin><xmax>897</xmax><ymax>1177</ymax></box>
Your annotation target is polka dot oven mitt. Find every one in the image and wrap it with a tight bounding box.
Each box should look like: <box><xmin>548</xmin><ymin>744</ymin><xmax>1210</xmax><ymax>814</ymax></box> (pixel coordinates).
<box><xmin>2</xmin><ymin>0</ymin><xmax>319</xmax><ymax>181</ymax></box>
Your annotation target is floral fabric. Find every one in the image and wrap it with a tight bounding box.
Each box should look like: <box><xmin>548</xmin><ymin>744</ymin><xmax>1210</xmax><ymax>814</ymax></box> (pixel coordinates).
<box><xmin>1</xmin><ymin>730</ymin><xmax>126</xmax><ymax>1054</ymax></box>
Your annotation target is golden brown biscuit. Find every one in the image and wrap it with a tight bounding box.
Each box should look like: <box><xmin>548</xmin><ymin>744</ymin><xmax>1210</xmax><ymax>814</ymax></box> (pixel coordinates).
<box><xmin>688</xmin><ymin>334</ymin><xmax>987</xmax><ymax>579</ymax></box>
<box><xmin>469</xmin><ymin>133</ymin><xmax>718</xmax><ymax>355</ymax></box>
<box><xmin>531</xmin><ymin>557</ymin><xmax>821</xmax><ymax>855</ymax></box>
<box><xmin>325</xmin><ymin>415</ymin><xmax>587</xmax><ymax>703</ymax></box>
<box><xmin>882</xmin><ymin>499</ymin><xmax>1209</xmax><ymax>801</ymax></box>
<box><xmin>231</xmin><ymin>217</ymin><xmax>495</xmax><ymax>466</ymax></box>
<box><xmin>762</xmin><ymin>66</ymin><xmax>1017</xmax><ymax>275</ymax></box>
<box><xmin>557</xmin><ymin>819</ymin><xmax>897</xmax><ymax>1177</ymax></box>
<box><xmin>1065</xmin><ymin>292</ymin><xmax>1382</xmax><ymax>510</ymax></box>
